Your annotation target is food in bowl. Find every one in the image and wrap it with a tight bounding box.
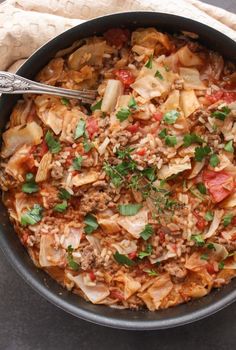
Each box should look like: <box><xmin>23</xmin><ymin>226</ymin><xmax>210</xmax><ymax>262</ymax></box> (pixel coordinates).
<box><xmin>1</xmin><ymin>27</ymin><xmax>236</xmax><ymax>311</ymax></box>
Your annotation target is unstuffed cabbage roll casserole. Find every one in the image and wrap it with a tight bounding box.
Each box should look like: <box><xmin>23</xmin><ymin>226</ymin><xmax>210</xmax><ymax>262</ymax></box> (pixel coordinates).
<box><xmin>1</xmin><ymin>27</ymin><xmax>236</xmax><ymax>311</ymax></box>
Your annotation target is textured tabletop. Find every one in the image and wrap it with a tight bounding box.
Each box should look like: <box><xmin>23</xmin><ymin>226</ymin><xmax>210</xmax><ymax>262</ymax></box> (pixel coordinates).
<box><xmin>0</xmin><ymin>1</ymin><xmax>236</xmax><ymax>349</ymax></box>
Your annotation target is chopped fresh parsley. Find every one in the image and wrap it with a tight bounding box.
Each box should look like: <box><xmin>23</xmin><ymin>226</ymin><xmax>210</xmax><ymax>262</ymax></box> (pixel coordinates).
<box><xmin>21</xmin><ymin>204</ymin><xmax>43</xmax><ymax>226</ymax></box>
<box><xmin>140</xmin><ymin>224</ymin><xmax>154</xmax><ymax>241</ymax></box>
<box><xmin>128</xmin><ymin>96</ymin><xmax>137</xmax><ymax>109</ymax></box>
<box><xmin>73</xmin><ymin>156</ymin><xmax>83</xmax><ymax>170</ymax></box>
<box><xmin>116</xmin><ymin>147</ymin><xmax>134</xmax><ymax>160</ymax></box>
<box><xmin>142</xmin><ymin>167</ymin><xmax>156</xmax><ymax>182</ymax></box>
<box><xmin>158</xmin><ymin>128</ymin><xmax>167</xmax><ymax>139</ymax></box>
<box><xmin>83</xmin><ymin>137</ymin><xmax>94</xmax><ymax>153</ymax></box>
<box><xmin>90</xmin><ymin>99</ymin><xmax>102</xmax><ymax>112</ymax></box>
<box><xmin>22</xmin><ymin>173</ymin><xmax>39</xmax><ymax>194</ymax></box>
<box><xmin>191</xmin><ymin>234</ymin><xmax>205</xmax><ymax>247</ymax></box>
<box><xmin>209</xmin><ymin>154</ymin><xmax>220</xmax><ymax>168</ymax></box>
<box><xmin>114</xmin><ymin>251</ymin><xmax>135</xmax><ymax>266</ymax></box>
<box><xmin>138</xmin><ymin>244</ymin><xmax>152</xmax><ymax>259</ymax></box>
<box><xmin>53</xmin><ymin>200</ymin><xmax>68</xmax><ymax>213</ymax></box>
<box><xmin>205</xmin><ymin>211</ymin><xmax>214</xmax><ymax>221</ymax></box>
<box><xmin>165</xmin><ymin>135</ymin><xmax>177</xmax><ymax>147</ymax></box>
<box><xmin>189</xmin><ymin>187</ymin><xmax>205</xmax><ymax>201</ymax></box>
<box><xmin>197</xmin><ymin>182</ymin><xmax>207</xmax><ymax>195</ymax></box>
<box><xmin>118</xmin><ymin>203</ymin><xmax>142</xmax><ymax>216</ymax></box>
<box><xmin>200</xmin><ymin>254</ymin><xmax>209</xmax><ymax>261</ymax></box>
<box><xmin>67</xmin><ymin>245</ymin><xmax>79</xmax><ymax>270</ymax></box>
<box><xmin>84</xmin><ymin>214</ymin><xmax>99</xmax><ymax>234</ymax></box>
<box><xmin>224</xmin><ymin>140</ymin><xmax>234</xmax><ymax>153</ymax></box>
<box><xmin>58</xmin><ymin>188</ymin><xmax>71</xmax><ymax>200</ymax></box>
<box><xmin>145</xmin><ymin>54</ymin><xmax>153</xmax><ymax>69</ymax></box>
<box><xmin>75</xmin><ymin>119</ymin><xmax>86</xmax><ymax>140</ymax></box>
<box><xmin>103</xmin><ymin>162</ymin><xmax>123</xmax><ymax>187</ymax></box>
<box><xmin>212</xmin><ymin>106</ymin><xmax>231</xmax><ymax>121</ymax></box>
<box><xmin>207</xmin><ymin>243</ymin><xmax>216</xmax><ymax>251</ymax></box>
<box><xmin>163</xmin><ymin>110</ymin><xmax>180</xmax><ymax>124</ymax></box>
<box><xmin>155</xmin><ymin>70</ymin><xmax>164</xmax><ymax>80</ymax></box>
<box><xmin>61</xmin><ymin>97</ymin><xmax>69</xmax><ymax>106</ymax></box>
<box><xmin>195</xmin><ymin>145</ymin><xmax>211</xmax><ymax>162</ymax></box>
<box><xmin>218</xmin><ymin>261</ymin><xmax>225</xmax><ymax>270</ymax></box>
<box><xmin>116</xmin><ymin>107</ymin><xmax>131</xmax><ymax>122</ymax></box>
<box><xmin>223</xmin><ymin>213</ymin><xmax>233</xmax><ymax>227</ymax></box>
<box><xmin>183</xmin><ymin>133</ymin><xmax>203</xmax><ymax>147</ymax></box>
<box><xmin>45</xmin><ymin>131</ymin><xmax>61</xmax><ymax>154</ymax></box>
<box><xmin>143</xmin><ymin>269</ymin><xmax>158</xmax><ymax>277</ymax></box>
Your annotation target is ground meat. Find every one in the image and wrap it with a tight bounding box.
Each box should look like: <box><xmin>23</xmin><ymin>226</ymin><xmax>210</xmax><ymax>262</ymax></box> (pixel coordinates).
<box><xmin>110</xmin><ymin>130</ymin><xmax>132</xmax><ymax>147</ymax></box>
<box><xmin>164</xmin><ymin>262</ymin><xmax>187</xmax><ymax>283</ymax></box>
<box><xmin>51</xmin><ymin>162</ymin><xmax>64</xmax><ymax>179</ymax></box>
<box><xmin>80</xmin><ymin>245</ymin><xmax>96</xmax><ymax>270</ymax></box>
<box><xmin>79</xmin><ymin>189</ymin><xmax>112</xmax><ymax>215</ymax></box>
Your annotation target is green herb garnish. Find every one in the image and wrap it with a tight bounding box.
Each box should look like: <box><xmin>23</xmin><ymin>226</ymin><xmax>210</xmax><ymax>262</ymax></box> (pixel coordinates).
<box><xmin>165</xmin><ymin>135</ymin><xmax>177</xmax><ymax>147</ymax></box>
<box><xmin>90</xmin><ymin>99</ymin><xmax>102</xmax><ymax>112</ymax></box>
<box><xmin>207</xmin><ymin>243</ymin><xmax>216</xmax><ymax>251</ymax></box>
<box><xmin>142</xmin><ymin>167</ymin><xmax>156</xmax><ymax>182</ymax></box>
<box><xmin>209</xmin><ymin>154</ymin><xmax>220</xmax><ymax>168</ymax></box>
<box><xmin>183</xmin><ymin>133</ymin><xmax>203</xmax><ymax>147</ymax></box>
<box><xmin>163</xmin><ymin>110</ymin><xmax>180</xmax><ymax>124</ymax></box>
<box><xmin>195</xmin><ymin>145</ymin><xmax>211</xmax><ymax>162</ymax></box>
<box><xmin>218</xmin><ymin>261</ymin><xmax>225</xmax><ymax>270</ymax></box>
<box><xmin>53</xmin><ymin>200</ymin><xmax>68</xmax><ymax>213</ymax></box>
<box><xmin>67</xmin><ymin>245</ymin><xmax>79</xmax><ymax>270</ymax></box>
<box><xmin>116</xmin><ymin>147</ymin><xmax>134</xmax><ymax>160</ymax></box>
<box><xmin>223</xmin><ymin>213</ymin><xmax>233</xmax><ymax>227</ymax></box>
<box><xmin>140</xmin><ymin>224</ymin><xmax>154</xmax><ymax>241</ymax></box>
<box><xmin>191</xmin><ymin>234</ymin><xmax>205</xmax><ymax>247</ymax></box>
<box><xmin>212</xmin><ymin>106</ymin><xmax>231</xmax><ymax>121</ymax></box>
<box><xmin>128</xmin><ymin>96</ymin><xmax>137</xmax><ymax>109</ymax></box>
<box><xmin>114</xmin><ymin>252</ymin><xmax>135</xmax><ymax>266</ymax></box>
<box><xmin>200</xmin><ymin>254</ymin><xmax>209</xmax><ymax>261</ymax></box>
<box><xmin>118</xmin><ymin>203</ymin><xmax>142</xmax><ymax>216</ymax></box>
<box><xmin>143</xmin><ymin>269</ymin><xmax>158</xmax><ymax>276</ymax></box>
<box><xmin>61</xmin><ymin>97</ymin><xmax>69</xmax><ymax>106</ymax></box>
<box><xmin>224</xmin><ymin>140</ymin><xmax>234</xmax><ymax>153</ymax></box>
<box><xmin>116</xmin><ymin>107</ymin><xmax>131</xmax><ymax>122</ymax></box>
<box><xmin>73</xmin><ymin>156</ymin><xmax>83</xmax><ymax>170</ymax></box>
<box><xmin>58</xmin><ymin>188</ymin><xmax>71</xmax><ymax>200</ymax></box>
<box><xmin>197</xmin><ymin>182</ymin><xmax>207</xmax><ymax>195</ymax></box>
<box><xmin>22</xmin><ymin>173</ymin><xmax>39</xmax><ymax>194</ymax></box>
<box><xmin>155</xmin><ymin>70</ymin><xmax>164</xmax><ymax>80</ymax></box>
<box><xmin>21</xmin><ymin>204</ymin><xmax>43</xmax><ymax>226</ymax></box>
<box><xmin>45</xmin><ymin>131</ymin><xmax>61</xmax><ymax>154</ymax></box>
<box><xmin>145</xmin><ymin>54</ymin><xmax>153</xmax><ymax>69</ymax></box>
<box><xmin>83</xmin><ymin>136</ymin><xmax>94</xmax><ymax>153</ymax></box>
<box><xmin>138</xmin><ymin>244</ymin><xmax>152</xmax><ymax>259</ymax></box>
<box><xmin>75</xmin><ymin>119</ymin><xmax>86</xmax><ymax>140</ymax></box>
<box><xmin>205</xmin><ymin>211</ymin><xmax>214</xmax><ymax>221</ymax></box>
<box><xmin>159</xmin><ymin>128</ymin><xmax>167</xmax><ymax>139</ymax></box>
<box><xmin>84</xmin><ymin>214</ymin><xmax>99</xmax><ymax>234</ymax></box>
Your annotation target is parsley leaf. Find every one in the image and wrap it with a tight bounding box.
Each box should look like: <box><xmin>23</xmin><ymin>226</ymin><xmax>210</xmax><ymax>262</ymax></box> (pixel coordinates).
<box><xmin>61</xmin><ymin>97</ymin><xmax>69</xmax><ymax>106</ymax></box>
<box><xmin>83</xmin><ymin>136</ymin><xmax>94</xmax><ymax>153</ymax></box>
<box><xmin>191</xmin><ymin>234</ymin><xmax>205</xmax><ymax>247</ymax></box>
<box><xmin>118</xmin><ymin>203</ymin><xmax>142</xmax><ymax>216</ymax></box>
<box><xmin>67</xmin><ymin>245</ymin><xmax>79</xmax><ymax>271</ymax></box>
<box><xmin>165</xmin><ymin>135</ymin><xmax>177</xmax><ymax>147</ymax></box>
<box><xmin>116</xmin><ymin>147</ymin><xmax>134</xmax><ymax>159</ymax></box>
<box><xmin>142</xmin><ymin>167</ymin><xmax>156</xmax><ymax>182</ymax></box>
<box><xmin>163</xmin><ymin>110</ymin><xmax>180</xmax><ymax>124</ymax></box>
<box><xmin>114</xmin><ymin>251</ymin><xmax>135</xmax><ymax>266</ymax></box>
<box><xmin>116</xmin><ymin>107</ymin><xmax>131</xmax><ymax>122</ymax></box>
<box><xmin>138</xmin><ymin>244</ymin><xmax>152</xmax><ymax>259</ymax></box>
<box><xmin>21</xmin><ymin>204</ymin><xmax>43</xmax><ymax>226</ymax></box>
<box><xmin>195</xmin><ymin>145</ymin><xmax>211</xmax><ymax>162</ymax></box>
<box><xmin>212</xmin><ymin>106</ymin><xmax>231</xmax><ymax>121</ymax></box>
<box><xmin>84</xmin><ymin>214</ymin><xmax>99</xmax><ymax>234</ymax></box>
<box><xmin>58</xmin><ymin>188</ymin><xmax>71</xmax><ymax>200</ymax></box>
<box><xmin>209</xmin><ymin>154</ymin><xmax>220</xmax><ymax>168</ymax></box>
<box><xmin>145</xmin><ymin>54</ymin><xmax>153</xmax><ymax>69</ymax></box>
<box><xmin>205</xmin><ymin>211</ymin><xmax>214</xmax><ymax>221</ymax></box>
<box><xmin>90</xmin><ymin>99</ymin><xmax>102</xmax><ymax>112</ymax></box>
<box><xmin>218</xmin><ymin>261</ymin><xmax>225</xmax><ymax>270</ymax></box>
<box><xmin>159</xmin><ymin>128</ymin><xmax>167</xmax><ymax>139</ymax></box>
<box><xmin>53</xmin><ymin>200</ymin><xmax>68</xmax><ymax>213</ymax></box>
<box><xmin>73</xmin><ymin>156</ymin><xmax>83</xmax><ymax>170</ymax></box>
<box><xmin>75</xmin><ymin>119</ymin><xmax>86</xmax><ymax>139</ymax></box>
<box><xmin>224</xmin><ymin>140</ymin><xmax>234</xmax><ymax>153</ymax></box>
<box><xmin>140</xmin><ymin>224</ymin><xmax>154</xmax><ymax>240</ymax></box>
<box><xmin>207</xmin><ymin>243</ymin><xmax>216</xmax><ymax>251</ymax></box>
<box><xmin>45</xmin><ymin>131</ymin><xmax>61</xmax><ymax>154</ymax></box>
<box><xmin>128</xmin><ymin>96</ymin><xmax>137</xmax><ymax>109</ymax></box>
<box><xmin>22</xmin><ymin>173</ymin><xmax>39</xmax><ymax>194</ymax></box>
<box><xmin>155</xmin><ymin>70</ymin><xmax>164</xmax><ymax>80</ymax></box>
<box><xmin>197</xmin><ymin>182</ymin><xmax>207</xmax><ymax>195</ymax></box>
<box><xmin>200</xmin><ymin>254</ymin><xmax>209</xmax><ymax>261</ymax></box>
<box><xmin>223</xmin><ymin>213</ymin><xmax>233</xmax><ymax>227</ymax></box>
<box><xmin>183</xmin><ymin>133</ymin><xmax>203</xmax><ymax>147</ymax></box>
<box><xmin>143</xmin><ymin>269</ymin><xmax>158</xmax><ymax>276</ymax></box>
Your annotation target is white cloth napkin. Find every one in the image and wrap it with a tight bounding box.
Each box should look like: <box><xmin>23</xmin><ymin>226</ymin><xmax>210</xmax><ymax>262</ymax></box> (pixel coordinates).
<box><xmin>0</xmin><ymin>0</ymin><xmax>235</xmax><ymax>72</ymax></box>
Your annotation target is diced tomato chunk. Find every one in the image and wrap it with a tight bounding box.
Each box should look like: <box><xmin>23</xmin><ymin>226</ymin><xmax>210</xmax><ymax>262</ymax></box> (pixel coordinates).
<box><xmin>114</xmin><ymin>69</ymin><xmax>135</xmax><ymax>87</ymax></box>
<box><xmin>206</xmin><ymin>90</ymin><xmax>236</xmax><ymax>104</ymax></box>
<box><xmin>104</xmin><ymin>28</ymin><xmax>130</xmax><ymax>48</ymax></box>
<box><xmin>39</xmin><ymin>139</ymin><xmax>49</xmax><ymax>157</ymax></box>
<box><xmin>193</xmin><ymin>211</ymin><xmax>208</xmax><ymax>231</ymax></box>
<box><xmin>126</xmin><ymin>122</ymin><xmax>139</xmax><ymax>133</ymax></box>
<box><xmin>128</xmin><ymin>251</ymin><xmax>137</xmax><ymax>260</ymax></box>
<box><xmin>203</xmin><ymin>170</ymin><xmax>234</xmax><ymax>203</ymax></box>
<box><xmin>89</xmin><ymin>271</ymin><xmax>96</xmax><ymax>281</ymax></box>
<box><xmin>222</xmin><ymin>92</ymin><xmax>236</xmax><ymax>103</ymax></box>
<box><xmin>206</xmin><ymin>91</ymin><xmax>224</xmax><ymax>104</ymax></box>
<box><xmin>153</xmin><ymin>112</ymin><xmax>163</xmax><ymax>121</ymax></box>
<box><xmin>206</xmin><ymin>263</ymin><xmax>216</xmax><ymax>275</ymax></box>
<box><xmin>136</xmin><ymin>148</ymin><xmax>146</xmax><ymax>156</ymax></box>
<box><xmin>86</xmin><ymin>118</ymin><xmax>99</xmax><ymax>139</ymax></box>
<box><xmin>110</xmin><ymin>289</ymin><xmax>124</xmax><ymax>301</ymax></box>
<box><xmin>159</xmin><ymin>231</ymin><xmax>165</xmax><ymax>244</ymax></box>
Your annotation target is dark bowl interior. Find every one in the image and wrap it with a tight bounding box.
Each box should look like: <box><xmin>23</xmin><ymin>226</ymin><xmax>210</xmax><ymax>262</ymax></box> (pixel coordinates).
<box><xmin>0</xmin><ymin>12</ymin><xmax>236</xmax><ymax>330</ymax></box>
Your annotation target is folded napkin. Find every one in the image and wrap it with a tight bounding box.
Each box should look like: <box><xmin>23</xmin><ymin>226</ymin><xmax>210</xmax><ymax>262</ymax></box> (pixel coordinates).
<box><xmin>0</xmin><ymin>0</ymin><xmax>235</xmax><ymax>72</ymax></box>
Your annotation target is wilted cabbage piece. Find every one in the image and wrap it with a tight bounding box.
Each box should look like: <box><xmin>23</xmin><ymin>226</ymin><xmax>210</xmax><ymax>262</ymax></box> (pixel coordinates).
<box><xmin>179</xmin><ymin>67</ymin><xmax>206</xmax><ymax>90</ymax></box>
<box><xmin>9</xmin><ymin>98</ymin><xmax>33</xmax><ymax>127</ymax></box>
<box><xmin>39</xmin><ymin>234</ymin><xmax>64</xmax><ymax>267</ymax></box>
<box><xmin>131</xmin><ymin>28</ymin><xmax>172</xmax><ymax>51</ymax></box>
<box><xmin>158</xmin><ymin>157</ymin><xmax>191</xmax><ymax>180</ymax></box>
<box><xmin>68</xmin><ymin>273</ymin><xmax>110</xmax><ymax>304</ymax></box>
<box><xmin>2</xmin><ymin>122</ymin><xmax>43</xmax><ymax>158</ymax></box>
<box><xmin>60</xmin><ymin>224</ymin><xmax>83</xmax><ymax>249</ymax></box>
<box><xmin>160</xmin><ymin>89</ymin><xmax>180</xmax><ymax>113</ymax></box>
<box><xmin>117</xmin><ymin>207</ymin><xmax>149</xmax><ymax>238</ymax></box>
<box><xmin>97</xmin><ymin>214</ymin><xmax>120</xmax><ymax>234</ymax></box>
<box><xmin>72</xmin><ymin>171</ymin><xmax>99</xmax><ymax>187</ymax></box>
<box><xmin>177</xmin><ymin>46</ymin><xmax>204</xmax><ymax>67</ymax></box>
<box><xmin>35</xmin><ymin>152</ymin><xmax>52</xmax><ymax>183</ymax></box>
<box><xmin>180</xmin><ymin>90</ymin><xmax>200</xmax><ymax>117</ymax></box>
<box><xmin>204</xmin><ymin>209</ymin><xmax>224</xmax><ymax>238</ymax></box>
<box><xmin>36</xmin><ymin>58</ymin><xmax>64</xmax><ymax>85</ymax></box>
<box><xmin>60</xmin><ymin>110</ymin><xmax>85</xmax><ymax>143</ymax></box>
<box><xmin>101</xmin><ymin>79</ymin><xmax>123</xmax><ymax>113</ymax></box>
<box><xmin>5</xmin><ymin>145</ymin><xmax>32</xmax><ymax>180</ymax></box>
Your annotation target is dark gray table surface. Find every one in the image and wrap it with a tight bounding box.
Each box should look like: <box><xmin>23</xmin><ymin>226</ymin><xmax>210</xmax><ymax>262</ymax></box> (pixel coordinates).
<box><xmin>0</xmin><ymin>1</ymin><xmax>236</xmax><ymax>349</ymax></box>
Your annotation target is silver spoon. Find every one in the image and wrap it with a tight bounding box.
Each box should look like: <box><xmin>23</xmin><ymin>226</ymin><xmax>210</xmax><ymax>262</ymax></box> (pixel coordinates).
<box><xmin>0</xmin><ymin>71</ymin><xmax>97</xmax><ymax>104</ymax></box>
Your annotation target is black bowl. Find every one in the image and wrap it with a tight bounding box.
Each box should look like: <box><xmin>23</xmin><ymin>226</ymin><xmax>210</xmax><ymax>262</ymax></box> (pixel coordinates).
<box><xmin>0</xmin><ymin>12</ymin><xmax>236</xmax><ymax>330</ymax></box>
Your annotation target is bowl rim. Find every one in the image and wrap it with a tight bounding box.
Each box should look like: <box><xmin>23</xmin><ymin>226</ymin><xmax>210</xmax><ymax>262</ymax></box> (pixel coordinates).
<box><xmin>1</xmin><ymin>10</ymin><xmax>236</xmax><ymax>330</ymax></box>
